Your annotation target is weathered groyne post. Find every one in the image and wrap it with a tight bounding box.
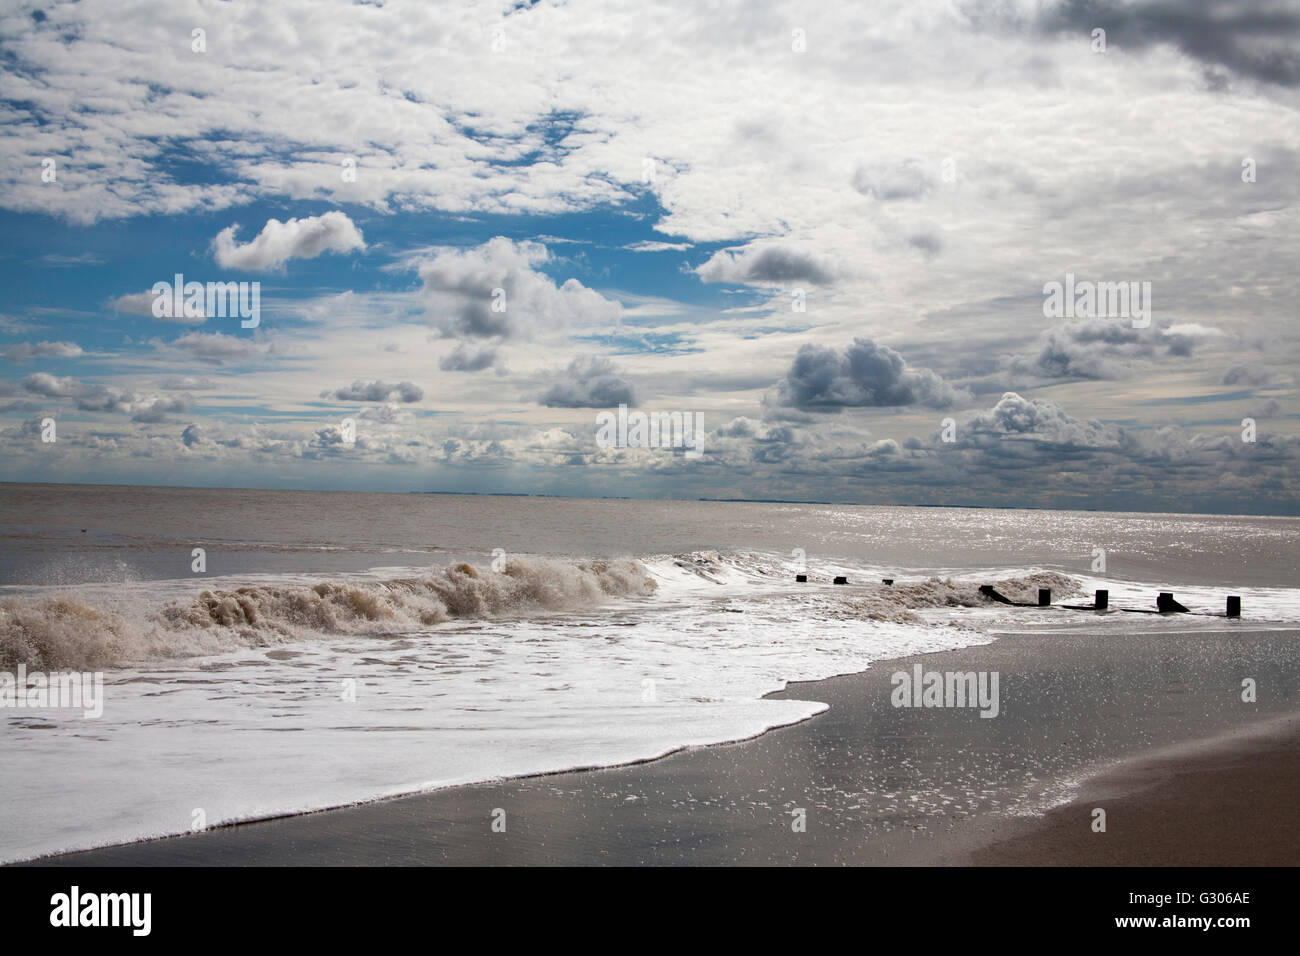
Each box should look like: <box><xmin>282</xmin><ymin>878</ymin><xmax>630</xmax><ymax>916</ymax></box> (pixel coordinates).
<box><xmin>978</xmin><ymin>584</ymin><xmax>1015</xmax><ymax>605</ymax></box>
<box><xmin>1094</xmin><ymin>589</ymin><xmax>1108</xmax><ymax>610</ymax></box>
<box><xmin>795</xmin><ymin>573</ymin><xmax>807</xmax><ymax>583</ymax></box>
<box><xmin>1038</xmin><ymin>588</ymin><xmax>1051</xmax><ymax>607</ymax></box>
<box><xmin>833</xmin><ymin>576</ymin><xmax>848</xmax><ymax>585</ymax></box>
<box><xmin>1157</xmin><ymin>592</ymin><xmax>1190</xmax><ymax>613</ymax></box>
<box><xmin>1226</xmin><ymin>595</ymin><xmax>1241</xmax><ymax>618</ymax></box>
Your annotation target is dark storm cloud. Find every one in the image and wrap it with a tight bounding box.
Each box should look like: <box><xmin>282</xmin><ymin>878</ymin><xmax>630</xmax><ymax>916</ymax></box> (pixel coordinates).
<box><xmin>539</xmin><ymin>356</ymin><xmax>637</xmax><ymax>408</ymax></box>
<box><xmin>20</xmin><ymin>372</ymin><xmax>194</xmax><ymax>420</ymax></box>
<box><xmin>307</xmin><ymin>425</ymin><xmax>359</xmax><ymax>454</ymax></box>
<box><xmin>859</xmin><ymin>390</ymin><xmax>1300</xmax><ymax>511</ymax></box>
<box><xmin>772</xmin><ymin>338</ymin><xmax>964</xmax><ymax>411</ymax></box>
<box><xmin>907</xmin><ymin>232</ymin><xmax>943</xmax><ymax>257</ymax></box>
<box><xmin>322</xmin><ymin>380</ymin><xmax>424</xmax><ymax>403</ymax></box>
<box><xmin>695</xmin><ymin>244</ymin><xmax>839</xmax><ymax>286</ymax></box>
<box><xmin>1249</xmin><ymin>398</ymin><xmax>1283</xmax><ymax>418</ymax></box>
<box><xmin>1033</xmin><ymin>0</ymin><xmax>1300</xmax><ymax>87</ymax></box>
<box><xmin>439</xmin><ymin>343</ymin><xmax>502</xmax><ymax>373</ymax></box>
<box><xmin>1013</xmin><ymin>319</ymin><xmax>1220</xmax><ymax>380</ymax></box>
<box><xmin>1020</xmin><ymin>319</ymin><xmax>1158</xmax><ymax>379</ymax></box>
<box><xmin>1222</xmin><ymin>362</ymin><xmax>1275</xmax><ymax>386</ymax></box>
<box><xmin>695</xmin><ymin>392</ymin><xmax>1299</xmax><ymax>512</ymax></box>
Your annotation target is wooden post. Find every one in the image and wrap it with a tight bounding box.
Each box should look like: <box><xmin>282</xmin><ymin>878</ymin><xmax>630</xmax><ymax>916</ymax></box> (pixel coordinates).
<box><xmin>1226</xmin><ymin>595</ymin><xmax>1241</xmax><ymax>618</ymax></box>
<box><xmin>1038</xmin><ymin>588</ymin><xmax>1051</xmax><ymax>606</ymax></box>
<box><xmin>1094</xmin><ymin>589</ymin><xmax>1108</xmax><ymax>610</ymax></box>
<box><xmin>1157</xmin><ymin>592</ymin><xmax>1189</xmax><ymax>613</ymax></box>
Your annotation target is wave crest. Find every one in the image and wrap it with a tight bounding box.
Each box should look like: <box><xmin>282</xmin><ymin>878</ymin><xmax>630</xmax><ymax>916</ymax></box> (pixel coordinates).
<box><xmin>830</xmin><ymin>571</ymin><xmax>1083</xmax><ymax>623</ymax></box>
<box><xmin>0</xmin><ymin>556</ymin><xmax>657</xmax><ymax>671</ymax></box>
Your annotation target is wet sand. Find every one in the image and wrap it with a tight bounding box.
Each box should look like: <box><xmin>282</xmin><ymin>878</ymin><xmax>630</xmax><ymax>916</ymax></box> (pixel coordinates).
<box><xmin>28</xmin><ymin>624</ymin><xmax>1300</xmax><ymax>866</ymax></box>
<box><xmin>964</xmin><ymin>715</ymin><xmax>1300</xmax><ymax>866</ymax></box>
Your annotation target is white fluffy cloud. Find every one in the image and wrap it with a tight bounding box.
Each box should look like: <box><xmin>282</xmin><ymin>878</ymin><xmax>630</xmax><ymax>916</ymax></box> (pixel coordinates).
<box><xmin>1</xmin><ymin>1</ymin><xmax>1297</xmax><ymax>509</ymax></box>
<box><xmin>3</xmin><ymin>341</ymin><xmax>83</xmax><ymax>363</ymax></box>
<box><xmin>1</xmin><ymin>0</ymin><xmax>1296</xmax><ymax>348</ymax></box>
<box><xmin>152</xmin><ymin>332</ymin><xmax>273</xmax><ymax>365</ymax></box>
<box><xmin>416</xmin><ymin>237</ymin><xmax>621</xmax><ymax>345</ymax></box>
<box><xmin>959</xmin><ymin>392</ymin><xmax>1125</xmax><ymax>449</ymax></box>
<box><xmin>110</xmin><ymin>291</ymin><xmax>204</xmax><ymax>324</ymax></box>
<box><xmin>21</xmin><ymin>372</ymin><xmax>192</xmax><ymax>420</ymax></box>
<box><xmin>213</xmin><ymin>212</ymin><xmax>365</xmax><ymax>271</ymax></box>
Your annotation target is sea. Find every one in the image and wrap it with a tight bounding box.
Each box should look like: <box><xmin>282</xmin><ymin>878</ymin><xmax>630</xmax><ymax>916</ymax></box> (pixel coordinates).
<box><xmin>1</xmin><ymin>482</ymin><xmax>1297</xmax><ymax>862</ymax></box>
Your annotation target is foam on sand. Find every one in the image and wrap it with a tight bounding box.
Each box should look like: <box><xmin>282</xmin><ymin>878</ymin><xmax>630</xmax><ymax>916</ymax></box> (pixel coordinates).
<box><xmin>4</xmin><ymin>548</ymin><xmax>1296</xmax><ymax>863</ymax></box>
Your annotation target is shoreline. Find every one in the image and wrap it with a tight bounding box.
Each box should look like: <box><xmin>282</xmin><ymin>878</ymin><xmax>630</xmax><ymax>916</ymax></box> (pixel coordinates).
<box><xmin>958</xmin><ymin>712</ymin><xmax>1300</xmax><ymax>866</ymax></box>
<box><xmin>24</xmin><ymin>622</ymin><xmax>1300</xmax><ymax>866</ymax></box>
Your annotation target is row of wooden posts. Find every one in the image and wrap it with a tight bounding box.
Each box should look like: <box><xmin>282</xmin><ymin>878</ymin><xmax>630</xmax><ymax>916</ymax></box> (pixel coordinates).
<box><xmin>793</xmin><ymin>574</ymin><xmax>1242</xmax><ymax>618</ymax></box>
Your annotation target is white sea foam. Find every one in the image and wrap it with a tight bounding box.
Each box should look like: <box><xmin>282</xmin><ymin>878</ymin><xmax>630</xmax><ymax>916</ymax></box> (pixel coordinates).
<box><xmin>0</xmin><ymin>556</ymin><xmax>656</xmax><ymax>670</ymax></box>
<box><xmin>1</xmin><ymin>549</ymin><xmax>1297</xmax><ymax>862</ymax></box>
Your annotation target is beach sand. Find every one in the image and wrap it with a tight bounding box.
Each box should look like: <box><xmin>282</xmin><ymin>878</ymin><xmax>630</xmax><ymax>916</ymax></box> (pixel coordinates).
<box><xmin>962</xmin><ymin>716</ymin><xmax>1300</xmax><ymax>866</ymax></box>
<box><xmin>27</xmin><ymin>624</ymin><xmax>1300</xmax><ymax>866</ymax></box>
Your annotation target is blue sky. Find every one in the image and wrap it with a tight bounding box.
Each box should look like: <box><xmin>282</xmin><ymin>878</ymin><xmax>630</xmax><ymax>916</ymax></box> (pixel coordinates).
<box><xmin>2</xmin><ymin>0</ymin><xmax>1298</xmax><ymax>513</ymax></box>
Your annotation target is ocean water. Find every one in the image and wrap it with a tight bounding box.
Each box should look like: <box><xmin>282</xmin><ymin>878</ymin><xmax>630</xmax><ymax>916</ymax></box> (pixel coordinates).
<box><xmin>1</xmin><ymin>483</ymin><xmax>1298</xmax><ymax>862</ymax></box>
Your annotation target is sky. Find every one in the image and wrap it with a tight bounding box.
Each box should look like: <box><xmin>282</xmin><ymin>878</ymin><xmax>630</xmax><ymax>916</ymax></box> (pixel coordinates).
<box><xmin>1</xmin><ymin>0</ymin><xmax>1297</xmax><ymax>513</ymax></box>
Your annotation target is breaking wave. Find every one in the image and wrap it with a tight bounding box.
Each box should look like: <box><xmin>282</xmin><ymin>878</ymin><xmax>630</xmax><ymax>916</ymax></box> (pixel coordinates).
<box><xmin>657</xmin><ymin>550</ymin><xmax>1082</xmax><ymax>624</ymax></box>
<box><xmin>827</xmin><ymin>572</ymin><xmax>1083</xmax><ymax>623</ymax></box>
<box><xmin>0</xmin><ymin>556</ymin><xmax>657</xmax><ymax>671</ymax></box>
<box><xmin>0</xmin><ymin>546</ymin><xmax>1087</xmax><ymax>672</ymax></box>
